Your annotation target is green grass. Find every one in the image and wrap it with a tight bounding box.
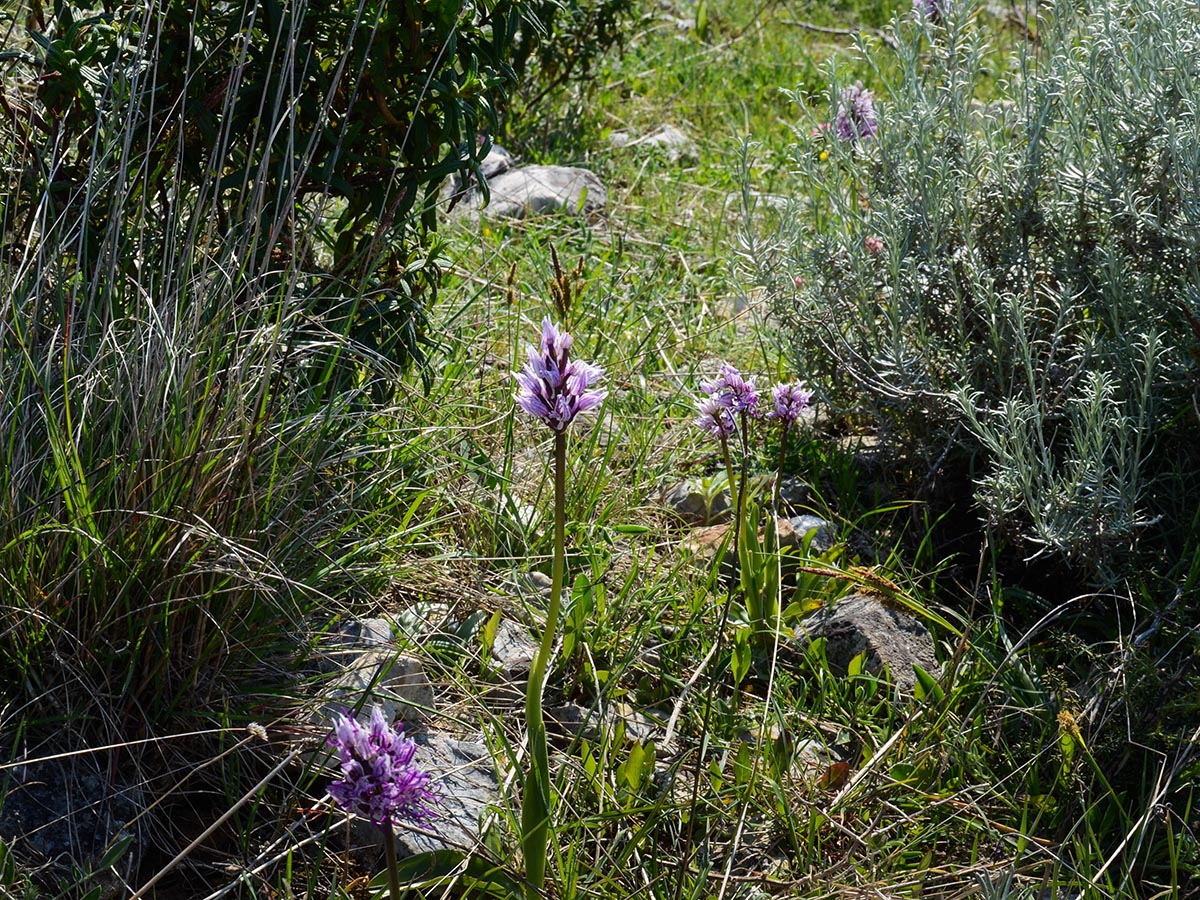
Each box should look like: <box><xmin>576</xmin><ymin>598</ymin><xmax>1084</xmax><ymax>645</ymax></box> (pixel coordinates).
<box><xmin>2</xmin><ymin>0</ymin><xmax>1198</xmax><ymax>898</ymax></box>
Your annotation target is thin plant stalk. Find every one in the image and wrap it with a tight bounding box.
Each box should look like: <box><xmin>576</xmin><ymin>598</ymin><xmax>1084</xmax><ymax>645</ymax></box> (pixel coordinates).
<box><xmin>521</xmin><ymin>430</ymin><xmax>567</xmax><ymax>893</ymax></box>
<box><xmin>674</xmin><ymin>411</ymin><xmax>751</xmax><ymax>900</ymax></box>
<box><xmin>774</xmin><ymin>426</ymin><xmax>789</xmax><ymax>511</ymax></box>
<box><xmin>384</xmin><ymin>829</ymin><xmax>402</xmax><ymax>900</ymax></box>
<box><xmin>719</xmin><ymin>432</ymin><xmax>739</xmax><ymax>518</ymax></box>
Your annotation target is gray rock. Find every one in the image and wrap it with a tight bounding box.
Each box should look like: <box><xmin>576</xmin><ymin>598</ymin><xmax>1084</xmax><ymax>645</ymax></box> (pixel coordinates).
<box><xmin>334</xmin><ymin>617</ymin><xmax>394</xmax><ymax>649</ymax></box>
<box><xmin>793</xmin><ymin>593</ymin><xmax>938</xmax><ymax>692</ymax></box>
<box><xmin>403</xmin><ymin>732</ymin><xmax>500</xmax><ymax>855</ymax></box>
<box><xmin>545</xmin><ymin>701</ymin><xmax>662</xmax><ymax>746</ymax></box>
<box><xmin>500</xmin><ymin>570</ymin><xmax>553</xmax><ymax>601</ymax></box>
<box><xmin>491</xmin><ymin>619</ymin><xmax>538</xmax><ymax>681</ymax></box>
<box><xmin>775</xmin><ymin>475</ymin><xmax>813</xmax><ymax>515</ymax></box>
<box><xmin>661</xmin><ymin>478</ymin><xmax>730</xmax><ymax>525</ymax></box>
<box><xmin>444</xmin><ymin>145</ymin><xmax>515</xmax><ymax>206</ymax></box>
<box><xmin>793</xmin><ymin>737</ymin><xmax>840</xmax><ymax>770</ymax></box>
<box><xmin>321</xmin><ymin>652</ymin><xmax>435</xmax><ymax>724</ymax></box>
<box><xmin>452</xmin><ymin>164</ymin><xmax>606</xmax><ymax>221</ymax></box>
<box><xmin>477</xmin><ymin>145</ymin><xmax>516</xmax><ymax>180</ymax></box>
<box><xmin>614</xmin><ymin>124</ymin><xmax>697</xmax><ymax>163</ymax></box>
<box><xmin>785</xmin><ymin>514</ymin><xmax>836</xmax><ymax>554</ymax></box>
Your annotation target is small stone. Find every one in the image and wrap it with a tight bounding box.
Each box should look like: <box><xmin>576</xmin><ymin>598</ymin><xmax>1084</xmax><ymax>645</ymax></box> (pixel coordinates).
<box><xmin>321</xmin><ymin>652</ymin><xmax>435</xmax><ymax>724</ymax></box>
<box><xmin>546</xmin><ymin>702</ymin><xmax>598</xmax><ymax>742</ymax></box>
<box><xmin>793</xmin><ymin>593</ymin><xmax>938</xmax><ymax>692</ymax></box>
<box><xmin>491</xmin><ymin>619</ymin><xmax>539</xmax><ymax>681</ymax></box>
<box><xmin>682</xmin><ymin>522</ymin><xmax>736</xmax><ymax>561</ymax></box>
<box><xmin>545</xmin><ymin>701</ymin><xmax>662</xmax><ymax>745</ymax></box>
<box><xmin>793</xmin><ymin>737</ymin><xmax>841</xmax><ymax>771</ymax></box>
<box><xmin>451</xmin><ymin>164</ymin><xmax>607</xmax><ymax>221</ymax></box>
<box><xmin>784</xmin><ymin>515</ymin><xmax>836</xmax><ymax>554</ymax></box>
<box><xmin>620</xmin><ymin>124</ymin><xmax>697</xmax><ymax>163</ymax></box>
<box><xmin>500</xmin><ymin>570</ymin><xmax>553</xmax><ymax>600</ymax></box>
<box><xmin>775</xmin><ymin>475</ymin><xmax>814</xmax><ymax>514</ymax></box>
<box><xmin>661</xmin><ymin>479</ymin><xmax>730</xmax><ymax>525</ymax></box>
<box><xmin>335</xmin><ymin>617</ymin><xmax>394</xmax><ymax>648</ymax></box>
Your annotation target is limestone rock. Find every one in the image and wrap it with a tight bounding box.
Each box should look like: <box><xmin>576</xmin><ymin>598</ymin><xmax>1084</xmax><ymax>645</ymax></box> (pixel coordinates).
<box><xmin>334</xmin><ymin>617</ymin><xmax>394</xmax><ymax>649</ymax></box>
<box><xmin>793</xmin><ymin>593</ymin><xmax>938</xmax><ymax>692</ymax></box>
<box><xmin>610</xmin><ymin>123</ymin><xmax>697</xmax><ymax>163</ymax></box>
<box><xmin>661</xmin><ymin>478</ymin><xmax>730</xmax><ymax>525</ymax></box>
<box><xmin>500</xmin><ymin>570</ymin><xmax>553</xmax><ymax>602</ymax></box>
<box><xmin>449</xmin><ymin>154</ymin><xmax>606</xmax><ymax>221</ymax></box>
<box><xmin>545</xmin><ymin>701</ymin><xmax>662</xmax><ymax>746</ymax></box>
<box><xmin>401</xmin><ymin>732</ymin><xmax>501</xmax><ymax>856</ymax></box>
<box><xmin>490</xmin><ymin>619</ymin><xmax>538</xmax><ymax>682</ymax></box>
<box><xmin>683</xmin><ymin>514</ymin><xmax>836</xmax><ymax>565</ymax></box>
<box><xmin>775</xmin><ymin>475</ymin><xmax>814</xmax><ymax>515</ymax></box>
<box><xmin>785</xmin><ymin>514</ymin><xmax>836</xmax><ymax>555</ymax></box>
<box><xmin>321</xmin><ymin>651</ymin><xmax>434</xmax><ymax>724</ymax></box>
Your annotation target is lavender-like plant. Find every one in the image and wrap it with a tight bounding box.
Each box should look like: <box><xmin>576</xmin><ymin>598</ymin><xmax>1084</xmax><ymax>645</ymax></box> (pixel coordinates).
<box><xmin>513</xmin><ymin>317</ymin><xmax>605</xmax><ymax>893</ymax></box>
<box><xmin>328</xmin><ymin>707</ymin><xmax>438</xmax><ymax>900</ymax></box>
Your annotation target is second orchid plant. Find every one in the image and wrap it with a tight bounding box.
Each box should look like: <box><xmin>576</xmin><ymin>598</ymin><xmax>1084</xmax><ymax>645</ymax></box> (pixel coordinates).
<box><xmin>513</xmin><ymin>315</ymin><xmax>605</xmax><ymax>894</ymax></box>
<box><xmin>695</xmin><ymin>365</ymin><xmax>813</xmax><ymax>652</ymax></box>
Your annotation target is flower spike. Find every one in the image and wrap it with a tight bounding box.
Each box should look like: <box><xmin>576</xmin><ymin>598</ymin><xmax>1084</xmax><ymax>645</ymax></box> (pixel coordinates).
<box><xmin>514</xmin><ymin>318</ymin><xmax>606</xmax><ymax>432</ymax></box>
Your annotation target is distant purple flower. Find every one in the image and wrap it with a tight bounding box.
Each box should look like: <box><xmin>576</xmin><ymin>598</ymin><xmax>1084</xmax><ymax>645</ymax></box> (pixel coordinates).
<box><xmin>700</xmin><ymin>363</ymin><xmax>760</xmax><ymax>417</ymax></box>
<box><xmin>695</xmin><ymin>394</ymin><xmax>736</xmax><ymax>437</ymax></box>
<box><xmin>835</xmin><ymin>82</ymin><xmax>878</xmax><ymax>144</ymax></box>
<box><xmin>514</xmin><ymin>318</ymin><xmax>606</xmax><ymax>432</ymax></box>
<box><xmin>913</xmin><ymin>0</ymin><xmax>947</xmax><ymax>21</ymax></box>
<box><xmin>864</xmin><ymin>234</ymin><xmax>885</xmax><ymax>254</ymax></box>
<box><xmin>328</xmin><ymin>707</ymin><xmax>438</xmax><ymax>827</ymax></box>
<box><xmin>768</xmin><ymin>383</ymin><xmax>814</xmax><ymax>427</ymax></box>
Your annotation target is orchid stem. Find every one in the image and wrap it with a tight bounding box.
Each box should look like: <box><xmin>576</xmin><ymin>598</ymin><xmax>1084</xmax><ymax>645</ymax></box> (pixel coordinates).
<box><xmin>522</xmin><ymin>430</ymin><xmax>567</xmax><ymax>895</ymax></box>
<box><xmin>774</xmin><ymin>425</ymin><xmax>789</xmax><ymax>511</ymax></box>
<box><xmin>384</xmin><ymin>828</ymin><xmax>402</xmax><ymax>900</ymax></box>
<box><xmin>719</xmin><ymin>433</ymin><xmax>738</xmax><ymax>520</ymax></box>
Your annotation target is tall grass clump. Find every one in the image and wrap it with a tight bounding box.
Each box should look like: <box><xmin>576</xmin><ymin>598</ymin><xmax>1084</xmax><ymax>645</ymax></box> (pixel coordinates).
<box><xmin>0</xmin><ymin>0</ymin><xmax>575</xmax><ymax>828</ymax></box>
<box><xmin>748</xmin><ymin>0</ymin><xmax>1200</xmax><ymax>584</ymax></box>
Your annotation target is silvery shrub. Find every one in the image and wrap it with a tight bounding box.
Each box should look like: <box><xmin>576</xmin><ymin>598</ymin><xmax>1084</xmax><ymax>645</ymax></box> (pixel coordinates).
<box><xmin>743</xmin><ymin>0</ymin><xmax>1200</xmax><ymax>581</ymax></box>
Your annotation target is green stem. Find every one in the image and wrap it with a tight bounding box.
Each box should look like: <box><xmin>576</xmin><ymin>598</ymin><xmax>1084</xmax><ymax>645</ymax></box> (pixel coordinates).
<box><xmin>521</xmin><ymin>430</ymin><xmax>567</xmax><ymax>894</ymax></box>
<box><xmin>736</xmin><ymin>410</ymin><xmax>751</xmax><ymax>526</ymax></box>
<box><xmin>774</xmin><ymin>425</ymin><xmax>789</xmax><ymax>511</ymax></box>
<box><xmin>674</xmin><ymin>418</ymin><xmax>750</xmax><ymax>900</ymax></box>
<box><xmin>384</xmin><ymin>827</ymin><xmax>401</xmax><ymax>900</ymax></box>
<box><xmin>719</xmin><ymin>433</ymin><xmax>738</xmax><ymax>520</ymax></box>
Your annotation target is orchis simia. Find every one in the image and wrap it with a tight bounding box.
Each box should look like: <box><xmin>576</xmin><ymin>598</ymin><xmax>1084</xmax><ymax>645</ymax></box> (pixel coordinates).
<box><xmin>328</xmin><ymin>707</ymin><xmax>438</xmax><ymax>900</ymax></box>
<box><xmin>695</xmin><ymin>363</ymin><xmax>760</xmax><ymax>519</ymax></box>
<box><xmin>766</xmin><ymin>383</ymin><xmax>813</xmax><ymax>508</ymax></box>
<box><xmin>676</xmin><ymin>367</ymin><xmax>810</xmax><ymax>900</ymax></box>
<box><xmin>513</xmin><ymin>316</ymin><xmax>605</xmax><ymax>893</ymax></box>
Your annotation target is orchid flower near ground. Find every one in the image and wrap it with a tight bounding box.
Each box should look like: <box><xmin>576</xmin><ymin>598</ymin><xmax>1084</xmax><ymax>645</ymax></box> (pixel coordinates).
<box><xmin>328</xmin><ymin>707</ymin><xmax>438</xmax><ymax>900</ymax></box>
<box><xmin>513</xmin><ymin>316</ymin><xmax>605</xmax><ymax>894</ymax></box>
<box><xmin>696</xmin><ymin>363</ymin><xmax>759</xmax><ymax>517</ymax></box>
<box><xmin>835</xmin><ymin>81</ymin><xmax>878</xmax><ymax>144</ymax></box>
<box><xmin>767</xmin><ymin>382</ymin><xmax>814</xmax><ymax>507</ymax></box>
